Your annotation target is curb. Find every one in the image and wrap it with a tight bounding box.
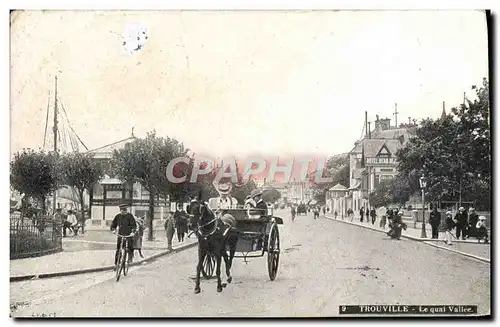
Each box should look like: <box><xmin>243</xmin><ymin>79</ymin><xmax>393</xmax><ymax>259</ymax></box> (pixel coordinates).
<box><xmin>10</xmin><ymin>241</ymin><xmax>198</xmax><ymax>283</ymax></box>
<box><xmin>323</xmin><ymin>215</ymin><xmax>490</xmax><ymax>263</ymax></box>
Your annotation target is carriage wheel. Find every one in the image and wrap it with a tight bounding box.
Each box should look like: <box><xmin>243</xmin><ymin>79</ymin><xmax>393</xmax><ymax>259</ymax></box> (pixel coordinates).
<box><xmin>201</xmin><ymin>253</ymin><xmax>216</xmax><ymax>279</ymax></box>
<box><xmin>267</xmin><ymin>224</ymin><xmax>280</xmax><ymax>281</ymax></box>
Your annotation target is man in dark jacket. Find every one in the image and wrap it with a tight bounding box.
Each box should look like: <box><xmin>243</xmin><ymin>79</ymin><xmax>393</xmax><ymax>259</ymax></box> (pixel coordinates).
<box><xmin>359</xmin><ymin>207</ymin><xmax>364</xmax><ymax>222</ymax></box>
<box><xmin>467</xmin><ymin>207</ymin><xmax>479</xmax><ymax>239</ymax></box>
<box><xmin>370</xmin><ymin>208</ymin><xmax>377</xmax><ymax>225</ymax></box>
<box><xmin>111</xmin><ymin>203</ymin><xmax>137</xmax><ymax>265</ymax></box>
<box><xmin>428</xmin><ymin>205</ymin><xmax>441</xmax><ymax>239</ymax></box>
<box><xmin>454</xmin><ymin>207</ymin><xmax>468</xmax><ymax>240</ymax></box>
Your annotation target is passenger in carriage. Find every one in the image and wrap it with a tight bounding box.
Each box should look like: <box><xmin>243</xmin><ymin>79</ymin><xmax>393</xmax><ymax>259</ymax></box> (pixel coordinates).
<box><xmin>213</xmin><ymin>182</ymin><xmax>238</xmax><ymax>210</ymax></box>
<box><xmin>248</xmin><ymin>189</ymin><xmax>268</xmax><ymax>218</ymax></box>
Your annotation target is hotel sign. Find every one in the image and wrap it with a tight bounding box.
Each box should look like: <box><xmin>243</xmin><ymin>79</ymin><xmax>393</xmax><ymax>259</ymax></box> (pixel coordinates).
<box><xmin>366</xmin><ymin>157</ymin><xmax>396</xmax><ymax>166</ymax></box>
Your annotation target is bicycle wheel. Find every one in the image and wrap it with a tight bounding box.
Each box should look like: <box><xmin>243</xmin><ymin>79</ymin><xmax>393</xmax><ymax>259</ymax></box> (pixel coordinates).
<box><xmin>115</xmin><ymin>250</ymin><xmax>123</xmax><ymax>282</ymax></box>
<box><xmin>123</xmin><ymin>250</ymin><xmax>129</xmax><ymax>276</ymax></box>
<box><xmin>121</xmin><ymin>249</ymin><xmax>128</xmax><ymax>277</ymax></box>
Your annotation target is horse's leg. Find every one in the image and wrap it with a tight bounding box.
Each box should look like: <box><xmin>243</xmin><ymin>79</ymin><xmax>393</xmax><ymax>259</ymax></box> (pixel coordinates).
<box><xmin>215</xmin><ymin>248</ymin><xmax>223</xmax><ymax>292</ymax></box>
<box><xmin>194</xmin><ymin>244</ymin><xmax>203</xmax><ymax>294</ymax></box>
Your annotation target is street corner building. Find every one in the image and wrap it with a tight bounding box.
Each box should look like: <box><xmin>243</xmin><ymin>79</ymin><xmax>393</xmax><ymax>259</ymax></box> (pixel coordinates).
<box><xmin>326</xmin><ymin>113</ymin><xmax>417</xmax><ymax>215</ymax></box>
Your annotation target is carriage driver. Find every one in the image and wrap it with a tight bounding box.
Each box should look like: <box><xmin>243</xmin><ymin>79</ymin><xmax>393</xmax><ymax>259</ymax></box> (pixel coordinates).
<box><xmin>212</xmin><ymin>182</ymin><xmax>238</xmax><ymax>210</ymax></box>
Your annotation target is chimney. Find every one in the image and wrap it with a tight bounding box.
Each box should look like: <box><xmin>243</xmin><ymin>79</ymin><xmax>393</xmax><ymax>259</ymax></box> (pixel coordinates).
<box><xmin>368</xmin><ymin>122</ymin><xmax>371</xmax><ymax>139</ymax></box>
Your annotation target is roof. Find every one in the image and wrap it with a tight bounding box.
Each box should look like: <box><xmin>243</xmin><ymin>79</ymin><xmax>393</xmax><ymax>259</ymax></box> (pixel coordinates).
<box><xmin>329</xmin><ymin>183</ymin><xmax>347</xmax><ymax>191</ymax></box>
<box><xmin>372</xmin><ymin>127</ymin><xmax>416</xmax><ymax>140</ymax></box>
<box><xmin>86</xmin><ymin>136</ymin><xmax>136</xmax><ymax>156</ymax></box>
<box><xmin>350</xmin><ymin>138</ymin><xmax>403</xmax><ymax>158</ymax></box>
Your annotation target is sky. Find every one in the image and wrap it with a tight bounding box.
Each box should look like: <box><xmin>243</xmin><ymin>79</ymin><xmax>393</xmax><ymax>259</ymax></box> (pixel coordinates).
<box><xmin>10</xmin><ymin>10</ymin><xmax>489</xmax><ymax>159</ymax></box>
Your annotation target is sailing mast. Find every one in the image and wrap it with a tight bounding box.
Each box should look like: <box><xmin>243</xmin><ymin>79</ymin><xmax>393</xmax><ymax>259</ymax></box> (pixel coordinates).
<box><xmin>52</xmin><ymin>75</ymin><xmax>58</xmax><ymax>213</ymax></box>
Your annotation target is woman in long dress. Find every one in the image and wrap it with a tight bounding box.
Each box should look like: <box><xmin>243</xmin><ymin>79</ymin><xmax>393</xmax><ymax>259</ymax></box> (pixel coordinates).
<box><xmin>133</xmin><ymin>216</ymin><xmax>145</xmax><ymax>258</ymax></box>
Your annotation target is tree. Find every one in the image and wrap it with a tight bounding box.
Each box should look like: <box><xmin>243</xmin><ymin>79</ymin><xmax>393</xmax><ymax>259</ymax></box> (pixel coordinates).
<box><xmin>396</xmin><ymin>78</ymin><xmax>490</xmax><ymax>209</ymax></box>
<box><xmin>59</xmin><ymin>152</ymin><xmax>104</xmax><ymax>233</ymax></box>
<box><xmin>111</xmin><ymin>131</ymin><xmax>188</xmax><ymax>241</ymax></box>
<box><xmin>262</xmin><ymin>187</ymin><xmax>281</xmax><ymax>204</ymax></box>
<box><xmin>311</xmin><ymin>154</ymin><xmax>350</xmax><ymax>204</ymax></box>
<box><xmin>10</xmin><ymin>149</ymin><xmax>58</xmax><ymax>217</ymax></box>
<box><xmin>368</xmin><ymin>179</ymin><xmax>392</xmax><ymax>208</ymax></box>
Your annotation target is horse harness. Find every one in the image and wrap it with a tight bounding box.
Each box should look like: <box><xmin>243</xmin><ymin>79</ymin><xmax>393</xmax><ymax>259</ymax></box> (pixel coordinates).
<box><xmin>189</xmin><ymin>202</ymin><xmax>234</xmax><ymax>241</ymax></box>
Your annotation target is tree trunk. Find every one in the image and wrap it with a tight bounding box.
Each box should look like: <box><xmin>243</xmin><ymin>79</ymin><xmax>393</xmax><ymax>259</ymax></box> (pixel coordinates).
<box><xmin>79</xmin><ymin>189</ymin><xmax>85</xmax><ymax>234</ymax></box>
<box><xmin>148</xmin><ymin>189</ymin><xmax>155</xmax><ymax>241</ymax></box>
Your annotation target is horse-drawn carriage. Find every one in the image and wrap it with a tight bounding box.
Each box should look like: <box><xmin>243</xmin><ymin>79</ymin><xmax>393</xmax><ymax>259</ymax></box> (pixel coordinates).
<box><xmin>199</xmin><ymin>205</ymin><xmax>283</xmax><ymax>281</ymax></box>
<box><xmin>297</xmin><ymin>204</ymin><xmax>307</xmax><ymax>215</ymax></box>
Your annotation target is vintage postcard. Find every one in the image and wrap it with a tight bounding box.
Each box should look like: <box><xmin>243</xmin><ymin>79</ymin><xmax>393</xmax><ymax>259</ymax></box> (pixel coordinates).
<box><xmin>9</xmin><ymin>10</ymin><xmax>491</xmax><ymax>318</ymax></box>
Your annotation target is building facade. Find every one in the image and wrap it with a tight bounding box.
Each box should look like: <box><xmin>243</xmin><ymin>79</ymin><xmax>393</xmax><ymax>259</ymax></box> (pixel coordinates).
<box><xmin>86</xmin><ymin>136</ymin><xmax>170</xmax><ymax>228</ymax></box>
<box><xmin>348</xmin><ymin>116</ymin><xmax>416</xmax><ymax>213</ymax></box>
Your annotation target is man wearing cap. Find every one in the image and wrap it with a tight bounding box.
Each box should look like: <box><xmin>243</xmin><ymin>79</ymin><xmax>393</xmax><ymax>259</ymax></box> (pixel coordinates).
<box><xmin>110</xmin><ymin>203</ymin><xmax>137</xmax><ymax>265</ymax></box>
<box><xmin>454</xmin><ymin>207</ymin><xmax>468</xmax><ymax>240</ymax></box>
<box><xmin>429</xmin><ymin>205</ymin><xmax>441</xmax><ymax>239</ymax></box>
<box><xmin>467</xmin><ymin>207</ymin><xmax>479</xmax><ymax>239</ymax></box>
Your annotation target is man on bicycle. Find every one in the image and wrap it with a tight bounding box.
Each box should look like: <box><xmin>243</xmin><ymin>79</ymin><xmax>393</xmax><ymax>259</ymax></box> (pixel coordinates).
<box><xmin>110</xmin><ymin>203</ymin><xmax>137</xmax><ymax>267</ymax></box>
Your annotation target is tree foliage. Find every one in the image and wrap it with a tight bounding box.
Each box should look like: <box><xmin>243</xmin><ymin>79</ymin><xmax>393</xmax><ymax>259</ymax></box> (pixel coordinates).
<box><xmin>396</xmin><ymin>78</ymin><xmax>490</xmax><ymax>209</ymax></box>
<box><xmin>10</xmin><ymin>149</ymin><xmax>58</xmax><ymax>215</ymax></box>
<box><xmin>312</xmin><ymin>154</ymin><xmax>350</xmax><ymax>204</ymax></box>
<box><xmin>111</xmin><ymin>131</ymin><xmax>188</xmax><ymax>240</ymax></box>
<box><xmin>262</xmin><ymin>188</ymin><xmax>281</xmax><ymax>203</ymax></box>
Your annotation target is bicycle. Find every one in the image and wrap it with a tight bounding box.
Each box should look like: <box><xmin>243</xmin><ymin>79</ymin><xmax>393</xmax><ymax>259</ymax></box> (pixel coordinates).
<box><xmin>114</xmin><ymin>232</ymin><xmax>135</xmax><ymax>282</ymax></box>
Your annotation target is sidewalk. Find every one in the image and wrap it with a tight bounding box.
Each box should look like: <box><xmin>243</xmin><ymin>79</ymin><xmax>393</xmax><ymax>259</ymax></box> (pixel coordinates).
<box><xmin>325</xmin><ymin>214</ymin><xmax>490</xmax><ymax>262</ymax></box>
<box><xmin>10</xmin><ymin>236</ymin><xmax>197</xmax><ymax>282</ymax></box>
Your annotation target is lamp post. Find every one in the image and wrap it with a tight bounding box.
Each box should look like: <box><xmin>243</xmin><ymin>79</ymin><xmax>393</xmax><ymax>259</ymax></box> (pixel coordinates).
<box><xmin>419</xmin><ymin>175</ymin><xmax>428</xmax><ymax>239</ymax></box>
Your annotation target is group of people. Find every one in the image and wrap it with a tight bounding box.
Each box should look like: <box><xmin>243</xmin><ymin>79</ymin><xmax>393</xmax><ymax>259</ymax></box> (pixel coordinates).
<box><xmin>164</xmin><ymin>204</ymin><xmax>189</xmax><ymax>251</ymax></box>
<box><xmin>442</xmin><ymin>206</ymin><xmax>489</xmax><ymax>245</ymax></box>
<box><xmin>52</xmin><ymin>207</ymin><xmax>85</xmax><ymax>237</ymax></box>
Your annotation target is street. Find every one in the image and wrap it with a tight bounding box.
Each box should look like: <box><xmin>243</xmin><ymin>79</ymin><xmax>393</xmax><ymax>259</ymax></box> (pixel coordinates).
<box><xmin>10</xmin><ymin>209</ymin><xmax>490</xmax><ymax>317</ymax></box>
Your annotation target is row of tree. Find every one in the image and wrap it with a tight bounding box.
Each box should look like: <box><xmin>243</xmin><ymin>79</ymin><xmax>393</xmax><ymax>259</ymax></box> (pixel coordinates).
<box><xmin>11</xmin><ymin>130</ymin><xmax>267</xmax><ymax>240</ymax></box>
<box><xmin>311</xmin><ymin>153</ymin><xmax>350</xmax><ymax>204</ymax></box>
<box><xmin>370</xmin><ymin>78</ymin><xmax>490</xmax><ymax>210</ymax></box>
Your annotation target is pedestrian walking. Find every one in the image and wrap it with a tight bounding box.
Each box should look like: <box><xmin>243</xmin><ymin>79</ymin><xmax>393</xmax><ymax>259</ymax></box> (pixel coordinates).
<box><xmin>322</xmin><ymin>207</ymin><xmax>326</xmax><ymax>215</ymax></box>
<box><xmin>387</xmin><ymin>210</ymin><xmax>406</xmax><ymax>240</ymax></box>
<box><xmin>467</xmin><ymin>207</ymin><xmax>479</xmax><ymax>239</ymax></box>
<box><xmin>365</xmin><ymin>208</ymin><xmax>370</xmax><ymax>223</ymax></box>
<box><xmin>377</xmin><ymin>206</ymin><xmax>387</xmax><ymax>229</ymax></box>
<box><xmin>133</xmin><ymin>216</ymin><xmax>145</xmax><ymax>258</ymax></box>
<box><xmin>334</xmin><ymin>211</ymin><xmax>338</xmax><ymax>219</ymax></box>
<box><xmin>359</xmin><ymin>207</ymin><xmax>364</xmax><ymax>223</ymax></box>
<box><xmin>476</xmin><ymin>216</ymin><xmax>489</xmax><ymax>243</ymax></box>
<box><xmin>444</xmin><ymin>211</ymin><xmax>455</xmax><ymax>245</ymax></box>
<box><xmin>174</xmin><ymin>205</ymin><xmax>188</xmax><ymax>242</ymax></box>
<box><xmin>429</xmin><ymin>206</ymin><xmax>441</xmax><ymax>239</ymax></box>
<box><xmin>370</xmin><ymin>208</ymin><xmax>377</xmax><ymax>225</ymax></box>
<box><xmin>454</xmin><ymin>207</ymin><xmax>468</xmax><ymax>240</ymax></box>
<box><xmin>164</xmin><ymin>212</ymin><xmax>176</xmax><ymax>251</ymax></box>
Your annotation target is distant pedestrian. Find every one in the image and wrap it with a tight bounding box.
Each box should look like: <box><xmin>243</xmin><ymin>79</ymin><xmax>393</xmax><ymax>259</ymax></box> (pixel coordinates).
<box><xmin>429</xmin><ymin>206</ymin><xmax>441</xmax><ymax>239</ymax></box>
<box><xmin>164</xmin><ymin>212</ymin><xmax>175</xmax><ymax>251</ymax></box>
<box><xmin>322</xmin><ymin>207</ymin><xmax>326</xmax><ymax>215</ymax></box>
<box><xmin>174</xmin><ymin>205</ymin><xmax>187</xmax><ymax>242</ymax></box>
<box><xmin>347</xmin><ymin>208</ymin><xmax>354</xmax><ymax>221</ymax></box>
<box><xmin>359</xmin><ymin>207</ymin><xmax>364</xmax><ymax>223</ymax></box>
<box><xmin>66</xmin><ymin>210</ymin><xmax>79</xmax><ymax>236</ymax></box>
<box><xmin>334</xmin><ymin>211</ymin><xmax>338</xmax><ymax>219</ymax></box>
<box><xmin>467</xmin><ymin>207</ymin><xmax>479</xmax><ymax>239</ymax></box>
<box><xmin>476</xmin><ymin>216</ymin><xmax>489</xmax><ymax>243</ymax></box>
<box><xmin>133</xmin><ymin>216</ymin><xmax>145</xmax><ymax>258</ymax></box>
<box><xmin>366</xmin><ymin>208</ymin><xmax>370</xmax><ymax>223</ymax></box>
<box><xmin>370</xmin><ymin>208</ymin><xmax>377</xmax><ymax>225</ymax></box>
<box><xmin>454</xmin><ymin>207</ymin><xmax>468</xmax><ymax>240</ymax></box>
<box><xmin>444</xmin><ymin>211</ymin><xmax>455</xmax><ymax>245</ymax></box>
